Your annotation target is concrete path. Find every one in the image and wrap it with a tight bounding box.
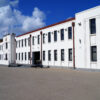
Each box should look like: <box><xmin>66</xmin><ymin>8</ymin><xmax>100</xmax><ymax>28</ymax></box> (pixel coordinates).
<box><xmin>0</xmin><ymin>67</ymin><xmax>100</xmax><ymax>100</ymax></box>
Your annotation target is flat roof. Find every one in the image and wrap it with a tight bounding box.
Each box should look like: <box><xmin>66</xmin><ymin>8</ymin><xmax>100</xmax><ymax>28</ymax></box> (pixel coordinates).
<box><xmin>17</xmin><ymin>17</ymin><xmax>75</xmax><ymax>37</ymax></box>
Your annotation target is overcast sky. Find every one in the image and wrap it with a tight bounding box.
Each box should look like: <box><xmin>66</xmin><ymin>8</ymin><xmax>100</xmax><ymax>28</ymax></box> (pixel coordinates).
<box><xmin>0</xmin><ymin>0</ymin><xmax>99</xmax><ymax>37</ymax></box>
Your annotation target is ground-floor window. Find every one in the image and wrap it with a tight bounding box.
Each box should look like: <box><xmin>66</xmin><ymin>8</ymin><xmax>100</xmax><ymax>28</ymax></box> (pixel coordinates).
<box><xmin>68</xmin><ymin>49</ymin><xmax>72</xmax><ymax>61</ymax></box>
<box><xmin>22</xmin><ymin>53</ymin><xmax>23</xmax><ymax>60</ymax></box>
<box><xmin>25</xmin><ymin>52</ymin><xmax>27</xmax><ymax>60</ymax></box>
<box><xmin>48</xmin><ymin>50</ymin><xmax>51</xmax><ymax>61</ymax></box>
<box><xmin>61</xmin><ymin>49</ymin><xmax>64</xmax><ymax>61</ymax></box>
<box><xmin>91</xmin><ymin>46</ymin><xmax>97</xmax><ymax>62</ymax></box>
<box><xmin>54</xmin><ymin>50</ymin><xmax>57</xmax><ymax>61</ymax></box>
<box><xmin>19</xmin><ymin>53</ymin><xmax>20</xmax><ymax>60</ymax></box>
<box><xmin>43</xmin><ymin>51</ymin><xmax>45</xmax><ymax>61</ymax></box>
<box><xmin>5</xmin><ymin>54</ymin><xmax>8</xmax><ymax>60</ymax></box>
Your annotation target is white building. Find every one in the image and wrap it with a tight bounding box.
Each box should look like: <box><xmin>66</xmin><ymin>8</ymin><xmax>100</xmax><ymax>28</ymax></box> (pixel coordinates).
<box><xmin>0</xmin><ymin>6</ymin><xmax>100</xmax><ymax>69</ymax></box>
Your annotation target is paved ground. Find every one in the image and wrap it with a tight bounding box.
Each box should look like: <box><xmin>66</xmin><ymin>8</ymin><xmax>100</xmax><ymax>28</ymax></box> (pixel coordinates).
<box><xmin>0</xmin><ymin>67</ymin><xmax>100</xmax><ymax>100</ymax></box>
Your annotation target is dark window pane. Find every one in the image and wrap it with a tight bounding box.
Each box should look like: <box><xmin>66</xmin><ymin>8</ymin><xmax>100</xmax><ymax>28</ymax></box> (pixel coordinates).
<box><xmin>90</xmin><ymin>18</ymin><xmax>96</xmax><ymax>34</ymax></box>
<box><xmin>91</xmin><ymin>46</ymin><xmax>97</xmax><ymax>61</ymax></box>
<box><xmin>43</xmin><ymin>34</ymin><xmax>45</xmax><ymax>43</ymax></box>
<box><xmin>61</xmin><ymin>49</ymin><xmax>64</xmax><ymax>61</ymax></box>
<box><xmin>48</xmin><ymin>50</ymin><xmax>51</xmax><ymax>61</ymax></box>
<box><xmin>61</xmin><ymin>29</ymin><xmax>64</xmax><ymax>40</ymax></box>
<box><xmin>43</xmin><ymin>51</ymin><xmax>45</xmax><ymax>61</ymax></box>
<box><xmin>32</xmin><ymin>36</ymin><xmax>34</xmax><ymax>45</ymax></box>
<box><xmin>37</xmin><ymin>35</ymin><xmax>40</xmax><ymax>44</ymax></box>
<box><xmin>68</xmin><ymin>27</ymin><xmax>72</xmax><ymax>39</ymax></box>
<box><xmin>54</xmin><ymin>31</ymin><xmax>57</xmax><ymax>41</ymax></box>
<box><xmin>68</xmin><ymin>49</ymin><xmax>72</xmax><ymax>61</ymax></box>
<box><xmin>48</xmin><ymin>32</ymin><xmax>51</xmax><ymax>42</ymax></box>
<box><xmin>54</xmin><ymin>50</ymin><xmax>57</xmax><ymax>61</ymax></box>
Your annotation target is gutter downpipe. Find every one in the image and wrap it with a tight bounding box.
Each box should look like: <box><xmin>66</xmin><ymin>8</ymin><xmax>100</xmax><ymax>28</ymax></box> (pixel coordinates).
<box><xmin>72</xmin><ymin>22</ymin><xmax>76</xmax><ymax>69</ymax></box>
<box><xmin>40</xmin><ymin>31</ymin><xmax>43</xmax><ymax>66</ymax></box>
<box><xmin>30</xmin><ymin>34</ymin><xmax>32</xmax><ymax>65</ymax></box>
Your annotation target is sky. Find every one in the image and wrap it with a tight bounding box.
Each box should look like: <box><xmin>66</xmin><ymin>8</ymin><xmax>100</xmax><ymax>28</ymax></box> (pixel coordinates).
<box><xmin>0</xmin><ymin>0</ymin><xmax>100</xmax><ymax>37</ymax></box>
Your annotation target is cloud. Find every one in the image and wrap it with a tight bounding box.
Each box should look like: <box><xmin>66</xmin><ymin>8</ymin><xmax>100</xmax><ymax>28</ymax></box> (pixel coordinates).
<box><xmin>0</xmin><ymin>2</ymin><xmax>46</xmax><ymax>37</ymax></box>
<box><xmin>0</xmin><ymin>0</ymin><xmax>19</xmax><ymax>7</ymax></box>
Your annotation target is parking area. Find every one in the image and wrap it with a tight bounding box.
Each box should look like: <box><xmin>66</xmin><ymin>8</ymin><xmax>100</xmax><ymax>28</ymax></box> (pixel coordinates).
<box><xmin>0</xmin><ymin>66</ymin><xmax>100</xmax><ymax>100</ymax></box>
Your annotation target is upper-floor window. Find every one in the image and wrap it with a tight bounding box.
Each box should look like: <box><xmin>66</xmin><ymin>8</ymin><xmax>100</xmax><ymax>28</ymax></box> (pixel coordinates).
<box><xmin>25</xmin><ymin>39</ymin><xmax>27</xmax><ymax>47</ymax></box>
<box><xmin>43</xmin><ymin>34</ymin><xmax>45</xmax><ymax>43</ymax></box>
<box><xmin>37</xmin><ymin>35</ymin><xmax>40</xmax><ymax>44</ymax></box>
<box><xmin>6</xmin><ymin>42</ymin><xmax>8</xmax><ymax>49</ymax></box>
<box><xmin>22</xmin><ymin>39</ymin><xmax>23</xmax><ymax>47</ymax></box>
<box><xmin>48</xmin><ymin>32</ymin><xmax>51</xmax><ymax>42</ymax></box>
<box><xmin>54</xmin><ymin>50</ymin><xmax>57</xmax><ymax>61</ymax></box>
<box><xmin>19</xmin><ymin>40</ymin><xmax>20</xmax><ymax>47</ymax></box>
<box><xmin>60</xmin><ymin>29</ymin><xmax>64</xmax><ymax>40</ymax></box>
<box><xmin>91</xmin><ymin>46</ymin><xmax>97</xmax><ymax>62</ymax></box>
<box><xmin>54</xmin><ymin>31</ymin><xmax>57</xmax><ymax>41</ymax></box>
<box><xmin>32</xmin><ymin>36</ymin><xmax>34</xmax><ymax>45</ymax></box>
<box><xmin>68</xmin><ymin>49</ymin><xmax>72</xmax><ymax>61</ymax></box>
<box><xmin>90</xmin><ymin>18</ymin><xmax>96</xmax><ymax>34</ymax></box>
<box><xmin>28</xmin><ymin>37</ymin><xmax>30</xmax><ymax>46</ymax></box>
<box><xmin>61</xmin><ymin>49</ymin><xmax>64</xmax><ymax>61</ymax></box>
<box><xmin>68</xmin><ymin>27</ymin><xmax>72</xmax><ymax>39</ymax></box>
<box><xmin>48</xmin><ymin>50</ymin><xmax>51</xmax><ymax>61</ymax></box>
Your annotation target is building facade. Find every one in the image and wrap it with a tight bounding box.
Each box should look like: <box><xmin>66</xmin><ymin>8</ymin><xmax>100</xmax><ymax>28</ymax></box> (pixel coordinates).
<box><xmin>0</xmin><ymin>6</ymin><xmax>100</xmax><ymax>69</ymax></box>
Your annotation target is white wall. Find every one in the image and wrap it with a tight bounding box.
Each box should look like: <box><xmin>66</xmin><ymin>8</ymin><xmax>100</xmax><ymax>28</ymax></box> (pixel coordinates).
<box><xmin>75</xmin><ymin>6</ymin><xmax>100</xmax><ymax>69</ymax></box>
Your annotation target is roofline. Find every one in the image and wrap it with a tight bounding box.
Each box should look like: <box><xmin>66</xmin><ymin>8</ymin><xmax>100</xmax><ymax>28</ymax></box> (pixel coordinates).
<box><xmin>76</xmin><ymin>5</ymin><xmax>100</xmax><ymax>15</ymax></box>
<box><xmin>17</xmin><ymin>17</ymin><xmax>75</xmax><ymax>37</ymax></box>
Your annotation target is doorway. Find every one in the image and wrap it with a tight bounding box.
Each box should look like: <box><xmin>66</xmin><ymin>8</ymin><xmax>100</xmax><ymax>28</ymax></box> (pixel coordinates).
<box><xmin>32</xmin><ymin>52</ymin><xmax>41</xmax><ymax>65</ymax></box>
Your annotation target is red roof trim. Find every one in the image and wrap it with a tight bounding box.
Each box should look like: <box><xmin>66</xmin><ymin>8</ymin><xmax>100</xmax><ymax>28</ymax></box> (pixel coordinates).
<box><xmin>17</xmin><ymin>17</ymin><xmax>75</xmax><ymax>37</ymax></box>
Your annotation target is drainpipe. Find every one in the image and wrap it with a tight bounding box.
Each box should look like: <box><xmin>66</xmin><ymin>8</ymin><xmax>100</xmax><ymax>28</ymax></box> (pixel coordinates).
<box><xmin>30</xmin><ymin>34</ymin><xmax>32</xmax><ymax>65</ymax></box>
<box><xmin>72</xmin><ymin>22</ymin><xmax>75</xmax><ymax>69</ymax></box>
<box><xmin>40</xmin><ymin>31</ymin><xmax>43</xmax><ymax>65</ymax></box>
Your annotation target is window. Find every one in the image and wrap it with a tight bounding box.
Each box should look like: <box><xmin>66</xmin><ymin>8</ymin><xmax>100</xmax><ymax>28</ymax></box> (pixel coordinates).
<box><xmin>5</xmin><ymin>54</ymin><xmax>8</xmax><ymax>60</ymax></box>
<box><xmin>32</xmin><ymin>36</ymin><xmax>34</xmax><ymax>45</ymax></box>
<box><xmin>43</xmin><ymin>51</ymin><xmax>45</xmax><ymax>61</ymax></box>
<box><xmin>43</xmin><ymin>34</ymin><xmax>45</xmax><ymax>43</ymax></box>
<box><xmin>68</xmin><ymin>49</ymin><xmax>72</xmax><ymax>61</ymax></box>
<box><xmin>37</xmin><ymin>35</ymin><xmax>40</xmax><ymax>44</ymax></box>
<box><xmin>68</xmin><ymin>27</ymin><xmax>72</xmax><ymax>39</ymax></box>
<box><xmin>25</xmin><ymin>39</ymin><xmax>27</xmax><ymax>46</ymax></box>
<box><xmin>61</xmin><ymin>49</ymin><xmax>64</xmax><ymax>61</ymax></box>
<box><xmin>22</xmin><ymin>53</ymin><xmax>23</xmax><ymax>60</ymax></box>
<box><xmin>54</xmin><ymin>50</ymin><xmax>57</xmax><ymax>61</ymax></box>
<box><xmin>19</xmin><ymin>40</ymin><xmax>20</xmax><ymax>47</ymax></box>
<box><xmin>19</xmin><ymin>53</ymin><xmax>20</xmax><ymax>60</ymax></box>
<box><xmin>91</xmin><ymin>46</ymin><xmax>97</xmax><ymax>61</ymax></box>
<box><xmin>25</xmin><ymin>52</ymin><xmax>27</xmax><ymax>60</ymax></box>
<box><xmin>6</xmin><ymin>42</ymin><xmax>8</xmax><ymax>49</ymax></box>
<box><xmin>28</xmin><ymin>37</ymin><xmax>30</xmax><ymax>46</ymax></box>
<box><xmin>48</xmin><ymin>50</ymin><xmax>51</xmax><ymax>61</ymax></box>
<box><xmin>61</xmin><ymin>29</ymin><xmax>64</xmax><ymax>40</ymax></box>
<box><xmin>54</xmin><ymin>31</ymin><xmax>57</xmax><ymax>41</ymax></box>
<box><xmin>22</xmin><ymin>39</ymin><xmax>23</xmax><ymax>47</ymax></box>
<box><xmin>28</xmin><ymin>52</ymin><xmax>30</xmax><ymax>60</ymax></box>
<box><xmin>16</xmin><ymin>53</ymin><xmax>17</xmax><ymax>60</ymax></box>
<box><xmin>48</xmin><ymin>32</ymin><xmax>51</xmax><ymax>42</ymax></box>
<box><xmin>90</xmin><ymin>18</ymin><xmax>96</xmax><ymax>34</ymax></box>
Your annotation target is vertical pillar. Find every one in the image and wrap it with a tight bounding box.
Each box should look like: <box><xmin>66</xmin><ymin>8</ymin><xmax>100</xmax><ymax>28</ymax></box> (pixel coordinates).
<box><xmin>30</xmin><ymin>34</ymin><xmax>32</xmax><ymax>64</ymax></box>
<box><xmin>72</xmin><ymin>22</ymin><xmax>75</xmax><ymax>69</ymax></box>
<box><xmin>40</xmin><ymin>31</ymin><xmax>43</xmax><ymax>65</ymax></box>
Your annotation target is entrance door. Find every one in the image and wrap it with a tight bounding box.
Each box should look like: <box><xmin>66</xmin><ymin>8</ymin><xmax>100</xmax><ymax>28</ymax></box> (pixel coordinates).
<box><xmin>32</xmin><ymin>52</ymin><xmax>40</xmax><ymax>65</ymax></box>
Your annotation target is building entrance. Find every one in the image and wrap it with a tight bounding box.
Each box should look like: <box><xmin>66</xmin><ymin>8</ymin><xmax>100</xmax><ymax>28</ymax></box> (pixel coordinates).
<box><xmin>32</xmin><ymin>52</ymin><xmax>41</xmax><ymax>65</ymax></box>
